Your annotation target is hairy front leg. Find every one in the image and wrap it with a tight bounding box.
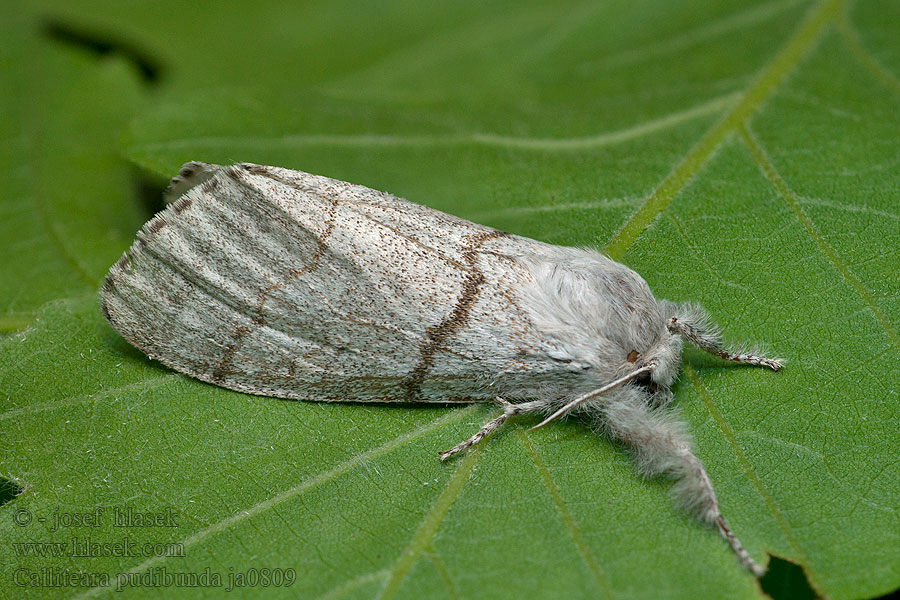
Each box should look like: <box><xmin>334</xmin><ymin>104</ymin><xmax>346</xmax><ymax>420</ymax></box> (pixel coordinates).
<box><xmin>667</xmin><ymin>302</ymin><xmax>783</xmax><ymax>371</ymax></box>
<box><xmin>599</xmin><ymin>390</ymin><xmax>766</xmax><ymax>577</ymax></box>
<box><xmin>439</xmin><ymin>398</ymin><xmax>547</xmax><ymax>461</ymax></box>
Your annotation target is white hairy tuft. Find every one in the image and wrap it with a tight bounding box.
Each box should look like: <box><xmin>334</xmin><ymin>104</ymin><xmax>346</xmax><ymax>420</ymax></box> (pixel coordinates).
<box><xmin>592</xmin><ymin>387</ymin><xmax>720</xmax><ymax>524</ymax></box>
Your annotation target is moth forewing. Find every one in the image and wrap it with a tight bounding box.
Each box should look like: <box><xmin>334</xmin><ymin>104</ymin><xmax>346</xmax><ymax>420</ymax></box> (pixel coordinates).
<box><xmin>101</xmin><ymin>162</ymin><xmax>782</xmax><ymax>577</ymax></box>
<box><xmin>104</xmin><ymin>163</ymin><xmax>530</xmax><ymax>401</ymax></box>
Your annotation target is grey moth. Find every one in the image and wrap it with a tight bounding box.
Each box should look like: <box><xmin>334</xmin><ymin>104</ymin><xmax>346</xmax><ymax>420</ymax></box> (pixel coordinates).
<box><xmin>101</xmin><ymin>162</ymin><xmax>783</xmax><ymax>576</ymax></box>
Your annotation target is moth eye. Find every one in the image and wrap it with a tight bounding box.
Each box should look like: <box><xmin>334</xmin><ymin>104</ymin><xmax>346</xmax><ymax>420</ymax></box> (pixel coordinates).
<box><xmin>626</xmin><ymin>350</ymin><xmax>639</xmax><ymax>363</ymax></box>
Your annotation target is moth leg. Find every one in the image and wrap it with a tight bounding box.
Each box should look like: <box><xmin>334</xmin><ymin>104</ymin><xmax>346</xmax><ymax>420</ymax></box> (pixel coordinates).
<box><xmin>600</xmin><ymin>393</ymin><xmax>766</xmax><ymax>577</ymax></box>
<box><xmin>439</xmin><ymin>398</ymin><xmax>545</xmax><ymax>461</ymax></box>
<box><xmin>667</xmin><ymin>303</ymin><xmax>783</xmax><ymax>371</ymax></box>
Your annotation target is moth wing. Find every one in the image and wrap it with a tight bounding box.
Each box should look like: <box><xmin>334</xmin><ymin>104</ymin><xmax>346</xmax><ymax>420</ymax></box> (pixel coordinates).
<box><xmin>102</xmin><ymin>163</ymin><xmax>562</xmax><ymax>402</ymax></box>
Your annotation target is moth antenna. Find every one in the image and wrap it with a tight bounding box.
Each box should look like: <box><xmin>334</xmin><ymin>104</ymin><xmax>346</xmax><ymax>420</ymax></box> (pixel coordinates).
<box><xmin>530</xmin><ymin>363</ymin><xmax>656</xmax><ymax>431</ymax></box>
<box><xmin>667</xmin><ymin>303</ymin><xmax>784</xmax><ymax>371</ymax></box>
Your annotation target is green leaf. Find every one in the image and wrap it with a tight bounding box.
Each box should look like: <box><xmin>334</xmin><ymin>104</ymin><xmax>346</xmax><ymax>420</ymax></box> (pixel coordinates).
<box><xmin>2</xmin><ymin>0</ymin><xmax>898</xmax><ymax>599</ymax></box>
<box><xmin>0</xmin><ymin>6</ymin><xmax>145</xmax><ymax>332</ymax></box>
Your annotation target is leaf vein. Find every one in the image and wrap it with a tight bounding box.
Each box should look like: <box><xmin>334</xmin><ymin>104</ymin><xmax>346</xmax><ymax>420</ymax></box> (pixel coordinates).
<box><xmin>685</xmin><ymin>365</ymin><xmax>824</xmax><ymax>593</ymax></box>
<box><xmin>377</xmin><ymin>435</ymin><xmax>483</xmax><ymax>600</ymax></box>
<box><xmin>69</xmin><ymin>406</ymin><xmax>477</xmax><ymax>600</ymax></box>
<box><xmin>836</xmin><ymin>8</ymin><xmax>900</xmax><ymax>96</ymax></box>
<box><xmin>603</xmin><ymin>0</ymin><xmax>846</xmax><ymax>261</ymax></box>
<box><xmin>517</xmin><ymin>428</ymin><xmax>614</xmax><ymax>600</ymax></box>
<box><xmin>739</xmin><ymin>124</ymin><xmax>900</xmax><ymax>350</ymax></box>
<box><xmin>0</xmin><ymin>374</ymin><xmax>180</xmax><ymax>421</ymax></box>
<box><xmin>314</xmin><ymin>569</ymin><xmax>391</xmax><ymax>600</ymax></box>
<box><xmin>127</xmin><ymin>92</ymin><xmax>736</xmax><ymax>155</ymax></box>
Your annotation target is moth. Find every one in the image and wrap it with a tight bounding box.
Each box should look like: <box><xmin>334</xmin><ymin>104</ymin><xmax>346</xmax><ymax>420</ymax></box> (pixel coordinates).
<box><xmin>101</xmin><ymin>162</ymin><xmax>782</xmax><ymax>576</ymax></box>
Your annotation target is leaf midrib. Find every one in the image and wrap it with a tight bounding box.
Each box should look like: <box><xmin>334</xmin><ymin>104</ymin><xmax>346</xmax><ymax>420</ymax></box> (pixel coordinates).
<box><xmin>603</xmin><ymin>0</ymin><xmax>846</xmax><ymax>261</ymax></box>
